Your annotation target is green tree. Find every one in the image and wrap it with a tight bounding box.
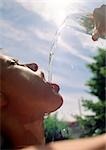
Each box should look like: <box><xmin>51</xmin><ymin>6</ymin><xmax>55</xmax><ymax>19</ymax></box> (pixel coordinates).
<box><xmin>76</xmin><ymin>48</ymin><xmax>106</xmax><ymax>137</ymax></box>
<box><xmin>44</xmin><ymin>114</ymin><xmax>72</xmax><ymax>143</ymax></box>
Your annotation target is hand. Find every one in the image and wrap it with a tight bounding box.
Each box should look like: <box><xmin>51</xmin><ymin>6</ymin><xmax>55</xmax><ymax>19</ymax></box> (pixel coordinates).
<box><xmin>92</xmin><ymin>5</ymin><xmax>106</xmax><ymax>41</ymax></box>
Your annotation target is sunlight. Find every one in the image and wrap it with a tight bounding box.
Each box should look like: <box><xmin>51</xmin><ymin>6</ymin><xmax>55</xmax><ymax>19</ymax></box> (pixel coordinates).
<box><xmin>16</xmin><ymin>0</ymin><xmax>74</xmax><ymax>26</ymax></box>
<box><xmin>46</xmin><ymin>0</ymin><xmax>69</xmax><ymax>25</ymax></box>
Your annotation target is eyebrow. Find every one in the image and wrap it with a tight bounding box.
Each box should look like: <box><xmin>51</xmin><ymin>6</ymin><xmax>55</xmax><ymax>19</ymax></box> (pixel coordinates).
<box><xmin>12</xmin><ymin>58</ymin><xmax>18</xmax><ymax>62</ymax></box>
<box><xmin>7</xmin><ymin>58</ymin><xmax>19</xmax><ymax>66</ymax></box>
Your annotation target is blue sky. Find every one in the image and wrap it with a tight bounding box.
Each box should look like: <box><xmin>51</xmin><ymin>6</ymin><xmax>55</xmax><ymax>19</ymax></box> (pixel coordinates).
<box><xmin>0</xmin><ymin>0</ymin><xmax>106</xmax><ymax>121</ymax></box>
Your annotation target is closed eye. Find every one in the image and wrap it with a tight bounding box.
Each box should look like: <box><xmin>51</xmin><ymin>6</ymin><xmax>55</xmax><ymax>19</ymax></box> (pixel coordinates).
<box><xmin>8</xmin><ymin>59</ymin><xmax>19</xmax><ymax>66</ymax></box>
<box><xmin>12</xmin><ymin>59</ymin><xmax>18</xmax><ymax>64</ymax></box>
<box><xmin>9</xmin><ymin>61</ymin><xmax>16</xmax><ymax>65</ymax></box>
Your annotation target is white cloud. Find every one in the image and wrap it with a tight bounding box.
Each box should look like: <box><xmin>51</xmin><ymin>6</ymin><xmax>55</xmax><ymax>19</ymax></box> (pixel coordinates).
<box><xmin>28</xmin><ymin>26</ymin><xmax>54</xmax><ymax>43</ymax></box>
<box><xmin>16</xmin><ymin>0</ymin><xmax>72</xmax><ymax>26</ymax></box>
<box><xmin>0</xmin><ymin>21</ymin><xmax>27</xmax><ymax>41</ymax></box>
<box><xmin>16</xmin><ymin>0</ymin><xmax>105</xmax><ymax>27</ymax></box>
<box><xmin>59</xmin><ymin>38</ymin><xmax>94</xmax><ymax>63</ymax></box>
<box><xmin>0</xmin><ymin>20</ymin><xmax>52</xmax><ymax>57</ymax></box>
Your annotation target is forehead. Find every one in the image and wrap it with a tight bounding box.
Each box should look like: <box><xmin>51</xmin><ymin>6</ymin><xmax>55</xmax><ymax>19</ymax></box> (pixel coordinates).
<box><xmin>0</xmin><ymin>54</ymin><xmax>14</xmax><ymax>60</ymax></box>
<box><xmin>0</xmin><ymin>55</ymin><xmax>17</xmax><ymax>64</ymax></box>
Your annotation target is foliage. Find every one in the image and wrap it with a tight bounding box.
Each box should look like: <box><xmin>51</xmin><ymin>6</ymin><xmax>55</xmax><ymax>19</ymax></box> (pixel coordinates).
<box><xmin>86</xmin><ymin>48</ymin><xmax>106</xmax><ymax>101</ymax></box>
<box><xmin>44</xmin><ymin>114</ymin><xmax>72</xmax><ymax>143</ymax></box>
<box><xmin>76</xmin><ymin>48</ymin><xmax>106</xmax><ymax>137</ymax></box>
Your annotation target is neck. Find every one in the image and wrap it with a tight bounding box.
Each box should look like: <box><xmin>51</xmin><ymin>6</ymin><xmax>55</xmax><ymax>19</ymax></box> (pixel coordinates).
<box><xmin>1</xmin><ymin>111</ymin><xmax>45</xmax><ymax>149</ymax></box>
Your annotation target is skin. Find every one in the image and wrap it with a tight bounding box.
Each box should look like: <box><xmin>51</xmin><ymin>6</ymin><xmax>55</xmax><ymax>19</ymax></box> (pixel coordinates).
<box><xmin>23</xmin><ymin>134</ymin><xmax>106</xmax><ymax>150</ymax></box>
<box><xmin>92</xmin><ymin>5</ymin><xmax>106</xmax><ymax>41</ymax></box>
<box><xmin>0</xmin><ymin>55</ymin><xmax>63</xmax><ymax>118</ymax></box>
<box><xmin>0</xmin><ymin>54</ymin><xmax>63</xmax><ymax>148</ymax></box>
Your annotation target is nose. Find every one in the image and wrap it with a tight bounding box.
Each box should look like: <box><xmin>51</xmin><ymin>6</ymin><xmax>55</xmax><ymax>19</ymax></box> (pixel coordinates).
<box><xmin>25</xmin><ymin>63</ymin><xmax>38</xmax><ymax>71</ymax></box>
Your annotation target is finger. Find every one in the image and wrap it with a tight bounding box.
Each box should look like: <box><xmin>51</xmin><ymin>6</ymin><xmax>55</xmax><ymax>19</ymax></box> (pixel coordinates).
<box><xmin>92</xmin><ymin>28</ymin><xmax>99</xmax><ymax>41</ymax></box>
<box><xmin>92</xmin><ymin>35</ymin><xmax>99</xmax><ymax>41</ymax></box>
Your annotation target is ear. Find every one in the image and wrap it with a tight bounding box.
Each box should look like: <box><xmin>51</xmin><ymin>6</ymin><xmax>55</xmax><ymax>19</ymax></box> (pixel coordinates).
<box><xmin>0</xmin><ymin>92</ymin><xmax>8</xmax><ymax>108</ymax></box>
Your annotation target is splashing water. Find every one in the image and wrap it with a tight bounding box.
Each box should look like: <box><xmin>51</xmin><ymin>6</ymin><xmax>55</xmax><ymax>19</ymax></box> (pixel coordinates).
<box><xmin>47</xmin><ymin>6</ymin><xmax>94</xmax><ymax>82</ymax></box>
<box><xmin>47</xmin><ymin>5</ymin><xmax>106</xmax><ymax>82</ymax></box>
<box><xmin>98</xmin><ymin>38</ymin><xmax>106</xmax><ymax>48</ymax></box>
<box><xmin>48</xmin><ymin>15</ymin><xmax>70</xmax><ymax>82</ymax></box>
